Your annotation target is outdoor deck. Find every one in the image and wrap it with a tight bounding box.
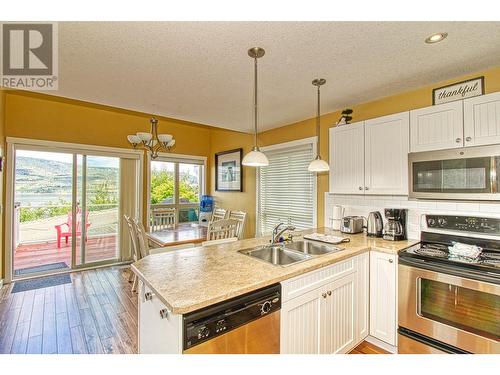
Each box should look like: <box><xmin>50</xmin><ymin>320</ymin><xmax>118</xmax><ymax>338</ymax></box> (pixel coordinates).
<box><xmin>14</xmin><ymin>235</ymin><xmax>118</xmax><ymax>273</ymax></box>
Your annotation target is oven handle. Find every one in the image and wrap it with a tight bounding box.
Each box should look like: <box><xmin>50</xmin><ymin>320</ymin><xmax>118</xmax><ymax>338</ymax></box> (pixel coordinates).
<box><xmin>399</xmin><ymin>256</ymin><xmax>500</xmax><ymax>286</ymax></box>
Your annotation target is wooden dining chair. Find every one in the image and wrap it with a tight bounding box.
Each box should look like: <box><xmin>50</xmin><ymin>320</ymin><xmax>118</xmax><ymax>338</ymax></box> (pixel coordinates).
<box><xmin>151</xmin><ymin>207</ymin><xmax>177</xmax><ymax>232</ymax></box>
<box><xmin>206</xmin><ymin>218</ymin><xmax>239</xmax><ymax>241</ymax></box>
<box><xmin>124</xmin><ymin>215</ymin><xmax>141</xmax><ymax>292</ymax></box>
<box><xmin>211</xmin><ymin>207</ymin><xmax>227</xmax><ymax>222</ymax></box>
<box><xmin>202</xmin><ymin>237</ymin><xmax>238</xmax><ymax>246</ymax></box>
<box><xmin>228</xmin><ymin>210</ymin><xmax>247</xmax><ymax>239</ymax></box>
<box><xmin>133</xmin><ymin>219</ymin><xmax>153</xmax><ymax>260</ymax></box>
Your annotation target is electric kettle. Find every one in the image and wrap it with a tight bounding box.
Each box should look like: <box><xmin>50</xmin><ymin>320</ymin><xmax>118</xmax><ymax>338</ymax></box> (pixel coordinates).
<box><xmin>367</xmin><ymin>211</ymin><xmax>383</xmax><ymax>237</ymax></box>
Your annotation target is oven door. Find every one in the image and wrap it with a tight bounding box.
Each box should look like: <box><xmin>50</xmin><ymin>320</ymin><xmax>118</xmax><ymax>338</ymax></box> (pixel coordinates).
<box><xmin>399</xmin><ymin>263</ymin><xmax>500</xmax><ymax>354</ymax></box>
<box><xmin>408</xmin><ymin>145</ymin><xmax>500</xmax><ymax>201</ymax></box>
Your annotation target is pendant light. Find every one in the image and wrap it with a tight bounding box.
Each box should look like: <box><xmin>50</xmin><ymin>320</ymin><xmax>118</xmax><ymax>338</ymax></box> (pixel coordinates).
<box><xmin>308</xmin><ymin>78</ymin><xmax>330</xmax><ymax>172</ymax></box>
<box><xmin>242</xmin><ymin>47</ymin><xmax>269</xmax><ymax>167</ymax></box>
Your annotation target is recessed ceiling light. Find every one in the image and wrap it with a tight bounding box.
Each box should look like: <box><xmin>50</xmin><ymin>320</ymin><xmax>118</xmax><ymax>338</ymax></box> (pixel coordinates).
<box><xmin>425</xmin><ymin>32</ymin><xmax>448</xmax><ymax>44</ymax></box>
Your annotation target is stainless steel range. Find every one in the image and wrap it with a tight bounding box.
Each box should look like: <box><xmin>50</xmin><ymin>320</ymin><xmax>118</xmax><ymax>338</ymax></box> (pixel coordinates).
<box><xmin>398</xmin><ymin>214</ymin><xmax>500</xmax><ymax>354</ymax></box>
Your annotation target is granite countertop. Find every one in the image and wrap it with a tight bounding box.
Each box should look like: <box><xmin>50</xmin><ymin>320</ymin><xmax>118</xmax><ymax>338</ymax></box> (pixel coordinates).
<box><xmin>131</xmin><ymin>227</ymin><xmax>418</xmax><ymax>315</ymax></box>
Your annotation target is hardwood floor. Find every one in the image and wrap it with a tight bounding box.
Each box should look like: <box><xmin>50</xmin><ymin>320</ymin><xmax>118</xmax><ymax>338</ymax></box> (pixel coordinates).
<box><xmin>0</xmin><ymin>266</ymin><xmax>138</xmax><ymax>354</ymax></box>
<box><xmin>1</xmin><ymin>266</ymin><xmax>391</xmax><ymax>355</ymax></box>
<box><xmin>349</xmin><ymin>341</ymin><xmax>390</xmax><ymax>354</ymax></box>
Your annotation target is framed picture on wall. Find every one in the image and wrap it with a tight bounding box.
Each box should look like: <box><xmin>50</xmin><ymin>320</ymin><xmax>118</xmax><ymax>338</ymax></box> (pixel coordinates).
<box><xmin>215</xmin><ymin>148</ymin><xmax>243</xmax><ymax>192</ymax></box>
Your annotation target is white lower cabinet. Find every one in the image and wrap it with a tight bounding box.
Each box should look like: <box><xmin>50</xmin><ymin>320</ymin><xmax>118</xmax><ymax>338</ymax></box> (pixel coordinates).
<box><xmin>369</xmin><ymin>251</ymin><xmax>397</xmax><ymax>346</ymax></box>
<box><xmin>138</xmin><ymin>281</ymin><xmax>183</xmax><ymax>354</ymax></box>
<box><xmin>280</xmin><ymin>253</ymin><xmax>369</xmax><ymax>354</ymax></box>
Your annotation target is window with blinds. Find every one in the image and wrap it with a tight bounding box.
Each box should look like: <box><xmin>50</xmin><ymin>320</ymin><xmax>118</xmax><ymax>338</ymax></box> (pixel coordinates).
<box><xmin>257</xmin><ymin>141</ymin><xmax>316</xmax><ymax>236</ymax></box>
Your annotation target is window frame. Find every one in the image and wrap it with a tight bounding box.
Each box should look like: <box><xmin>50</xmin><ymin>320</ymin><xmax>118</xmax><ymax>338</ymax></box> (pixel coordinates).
<box><xmin>147</xmin><ymin>152</ymin><xmax>207</xmax><ymax>228</ymax></box>
<box><xmin>256</xmin><ymin>137</ymin><xmax>318</xmax><ymax>237</ymax></box>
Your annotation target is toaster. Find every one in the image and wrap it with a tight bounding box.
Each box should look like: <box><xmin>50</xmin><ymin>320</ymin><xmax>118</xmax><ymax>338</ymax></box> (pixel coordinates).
<box><xmin>340</xmin><ymin>216</ymin><xmax>364</xmax><ymax>234</ymax></box>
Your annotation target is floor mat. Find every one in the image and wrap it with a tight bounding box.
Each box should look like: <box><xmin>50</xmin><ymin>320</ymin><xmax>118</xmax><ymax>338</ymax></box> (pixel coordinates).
<box><xmin>14</xmin><ymin>261</ymin><xmax>69</xmax><ymax>276</ymax></box>
<box><xmin>12</xmin><ymin>274</ymin><xmax>72</xmax><ymax>293</ymax></box>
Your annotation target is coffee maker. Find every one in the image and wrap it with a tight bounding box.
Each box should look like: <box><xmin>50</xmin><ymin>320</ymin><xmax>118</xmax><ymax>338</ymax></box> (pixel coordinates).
<box><xmin>383</xmin><ymin>208</ymin><xmax>408</xmax><ymax>241</ymax></box>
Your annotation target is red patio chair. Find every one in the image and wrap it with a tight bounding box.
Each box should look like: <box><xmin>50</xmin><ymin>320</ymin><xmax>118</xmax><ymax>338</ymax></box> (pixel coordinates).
<box><xmin>54</xmin><ymin>208</ymin><xmax>91</xmax><ymax>248</ymax></box>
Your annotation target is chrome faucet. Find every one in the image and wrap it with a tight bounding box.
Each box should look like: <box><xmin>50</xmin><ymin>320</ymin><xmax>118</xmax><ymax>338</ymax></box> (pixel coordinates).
<box><xmin>272</xmin><ymin>222</ymin><xmax>296</xmax><ymax>244</ymax></box>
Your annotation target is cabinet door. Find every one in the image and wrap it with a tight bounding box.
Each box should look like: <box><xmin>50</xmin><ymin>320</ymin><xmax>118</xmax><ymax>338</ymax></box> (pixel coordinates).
<box><xmin>365</xmin><ymin>112</ymin><xmax>409</xmax><ymax>195</ymax></box>
<box><xmin>356</xmin><ymin>252</ymin><xmax>369</xmax><ymax>343</ymax></box>
<box><xmin>410</xmin><ymin>101</ymin><xmax>464</xmax><ymax>152</ymax></box>
<box><xmin>280</xmin><ymin>289</ymin><xmax>321</xmax><ymax>354</ymax></box>
<box><xmin>369</xmin><ymin>251</ymin><xmax>397</xmax><ymax>346</ymax></box>
<box><xmin>464</xmin><ymin>91</ymin><xmax>500</xmax><ymax>147</ymax></box>
<box><xmin>329</xmin><ymin>122</ymin><xmax>365</xmax><ymax>194</ymax></box>
<box><xmin>320</xmin><ymin>273</ymin><xmax>356</xmax><ymax>354</ymax></box>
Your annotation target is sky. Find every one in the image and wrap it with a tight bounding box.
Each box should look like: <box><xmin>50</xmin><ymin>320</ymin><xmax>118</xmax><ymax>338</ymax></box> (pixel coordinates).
<box><xmin>17</xmin><ymin>150</ymin><xmax>119</xmax><ymax>168</ymax></box>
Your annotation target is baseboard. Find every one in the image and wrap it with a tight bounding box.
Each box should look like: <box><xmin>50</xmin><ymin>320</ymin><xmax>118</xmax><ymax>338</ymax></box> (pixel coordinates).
<box><xmin>365</xmin><ymin>335</ymin><xmax>397</xmax><ymax>354</ymax></box>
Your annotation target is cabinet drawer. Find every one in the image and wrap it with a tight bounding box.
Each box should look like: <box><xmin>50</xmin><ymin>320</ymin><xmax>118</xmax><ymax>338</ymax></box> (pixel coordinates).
<box><xmin>281</xmin><ymin>257</ymin><xmax>356</xmax><ymax>302</ymax></box>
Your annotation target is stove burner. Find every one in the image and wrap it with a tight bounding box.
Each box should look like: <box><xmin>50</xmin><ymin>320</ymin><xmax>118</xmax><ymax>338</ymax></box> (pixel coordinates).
<box><xmin>414</xmin><ymin>247</ymin><xmax>448</xmax><ymax>257</ymax></box>
<box><xmin>480</xmin><ymin>259</ymin><xmax>500</xmax><ymax>268</ymax></box>
<box><xmin>482</xmin><ymin>252</ymin><xmax>500</xmax><ymax>261</ymax></box>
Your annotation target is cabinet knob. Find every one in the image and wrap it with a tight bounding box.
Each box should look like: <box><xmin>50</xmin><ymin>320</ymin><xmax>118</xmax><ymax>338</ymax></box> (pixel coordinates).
<box><xmin>358</xmin><ymin>186</ymin><xmax>363</xmax><ymax>190</ymax></box>
<box><xmin>322</xmin><ymin>293</ymin><xmax>327</xmax><ymax>299</ymax></box>
<box><xmin>364</xmin><ymin>187</ymin><xmax>369</xmax><ymax>190</ymax></box>
<box><xmin>389</xmin><ymin>259</ymin><xmax>394</xmax><ymax>263</ymax></box>
<box><xmin>144</xmin><ymin>292</ymin><xmax>153</xmax><ymax>301</ymax></box>
<box><xmin>327</xmin><ymin>291</ymin><xmax>332</xmax><ymax>296</ymax></box>
<box><xmin>455</xmin><ymin>138</ymin><xmax>462</xmax><ymax>143</ymax></box>
<box><xmin>159</xmin><ymin>309</ymin><xmax>169</xmax><ymax>319</ymax></box>
<box><xmin>466</xmin><ymin>137</ymin><xmax>472</xmax><ymax>142</ymax></box>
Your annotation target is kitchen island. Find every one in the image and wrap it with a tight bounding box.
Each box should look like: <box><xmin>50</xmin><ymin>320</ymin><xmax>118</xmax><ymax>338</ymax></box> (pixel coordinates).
<box><xmin>131</xmin><ymin>228</ymin><xmax>418</xmax><ymax>354</ymax></box>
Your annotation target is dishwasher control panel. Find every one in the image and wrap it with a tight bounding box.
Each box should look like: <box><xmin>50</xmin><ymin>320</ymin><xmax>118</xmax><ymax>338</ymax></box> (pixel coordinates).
<box><xmin>183</xmin><ymin>284</ymin><xmax>281</xmax><ymax>350</ymax></box>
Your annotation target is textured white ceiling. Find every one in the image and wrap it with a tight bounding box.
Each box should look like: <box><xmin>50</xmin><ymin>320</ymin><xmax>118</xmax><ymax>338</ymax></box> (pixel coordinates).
<box><xmin>55</xmin><ymin>21</ymin><xmax>500</xmax><ymax>132</ymax></box>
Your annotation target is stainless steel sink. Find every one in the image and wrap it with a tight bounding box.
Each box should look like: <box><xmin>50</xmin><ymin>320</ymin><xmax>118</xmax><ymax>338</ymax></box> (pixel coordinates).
<box><xmin>284</xmin><ymin>240</ymin><xmax>342</xmax><ymax>255</ymax></box>
<box><xmin>239</xmin><ymin>245</ymin><xmax>312</xmax><ymax>266</ymax></box>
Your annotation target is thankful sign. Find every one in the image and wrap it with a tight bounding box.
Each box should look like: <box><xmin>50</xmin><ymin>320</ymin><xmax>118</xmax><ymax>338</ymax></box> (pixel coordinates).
<box><xmin>433</xmin><ymin>77</ymin><xmax>484</xmax><ymax>105</ymax></box>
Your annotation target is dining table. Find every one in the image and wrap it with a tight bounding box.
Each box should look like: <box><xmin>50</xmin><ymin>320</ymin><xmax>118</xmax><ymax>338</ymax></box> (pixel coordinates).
<box><xmin>146</xmin><ymin>223</ymin><xmax>208</xmax><ymax>247</ymax></box>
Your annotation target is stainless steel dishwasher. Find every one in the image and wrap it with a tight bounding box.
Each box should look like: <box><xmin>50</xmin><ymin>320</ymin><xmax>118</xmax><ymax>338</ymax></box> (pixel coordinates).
<box><xmin>183</xmin><ymin>284</ymin><xmax>281</xmax><ymax>354</ymax></box>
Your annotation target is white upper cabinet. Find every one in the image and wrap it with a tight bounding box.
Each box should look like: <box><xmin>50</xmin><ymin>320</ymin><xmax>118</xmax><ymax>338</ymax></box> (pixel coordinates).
<box><xmin>364</xmin><ymin>112</ymin><xmax>409</xmax><ymax>195</ymax></box>
<box><xmin>409</xmin><ymin>100</ymin><xmax>464</xmax><ymax>152</ymax></box>
<box><xmin>329</xmin><ymin>122</ymin><xmax>365</xmax><ymax>194</ymax></box>
<box><xmin>464</xmin><ymin>91</ymin><xmax>500</xmax><ymax>147</ymax></box>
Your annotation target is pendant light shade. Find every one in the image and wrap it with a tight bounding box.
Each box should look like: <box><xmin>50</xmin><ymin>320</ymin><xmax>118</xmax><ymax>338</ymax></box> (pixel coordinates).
<box><xmin>242</xmin><ymin>47</ymin><xmax>269</xmax><ymax>167</ymax></box>
<box><xmin>308</xmin><ymin>78</ymin><xmax>330</xmax><ymax>172</ymax></box>
<box><xmin>242</xmin><ymin>146</ymin><xmax>269</xmax><ymax>167</ymax></box>
<box><xmin>308</xmin><ymin>156</ymin><xmax>330</xmax><ymax>172</ymax></box>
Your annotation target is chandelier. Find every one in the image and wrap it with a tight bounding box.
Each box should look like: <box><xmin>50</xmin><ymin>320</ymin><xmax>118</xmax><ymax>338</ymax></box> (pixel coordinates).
<box><xmin>127</xmin><ymin>117</ymin><xmax>176</xmax><ymax>159</ymax></box>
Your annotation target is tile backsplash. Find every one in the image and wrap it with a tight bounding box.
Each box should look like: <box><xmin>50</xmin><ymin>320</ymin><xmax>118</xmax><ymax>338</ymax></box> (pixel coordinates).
<box><xmin>324</xmin><ymin>193</ymin><xmax>500</xmax><ymax>240</ymax></box>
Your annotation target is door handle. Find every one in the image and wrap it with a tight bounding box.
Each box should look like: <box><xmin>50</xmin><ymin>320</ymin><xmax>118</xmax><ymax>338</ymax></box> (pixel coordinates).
<box><xmin>322</xmin><ymin>293</ymin><xmax>327</xmax><ymax>299</ymax></box>
<box><xmin>364</xmin><ymin>187</ymin><xmax>369</xmax><ymax>190</ymax></box>
<box><xmin>466</xmin><ymin>137</ymin><xmax>472</xmax><ymax>142</ymax></box>
<box><xmin>144</xmin><ymin>292</ymin><xmax>153</xmax><ymax>301</ymax></box>
<box><xmin>327</xmin><ymin>291</ymin><xmax>332</xmax><ymax>296</ymax></box>
<box><xmin>455</xmin><ymin>138</ymin><xmax>462</xmax><ymax>143</ymax></box>
<box><xmin>358</xmin><ymin>186</ymin><xmax>363</xmax><ymax>190</ymax></box>
<box><xmin>159</xmin><ymin>309</ymin><xmax>169</xmax><ymax>319</ymax></box>
<box><xmin>389</xmin><ymin>259</ymin><xmax>394</xmax><ymax>263</ymax></box>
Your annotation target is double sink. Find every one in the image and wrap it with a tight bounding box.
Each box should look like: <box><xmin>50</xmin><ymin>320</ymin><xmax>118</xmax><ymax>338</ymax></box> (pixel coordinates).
<box><xmin>239</xmin><ymin>240</ymin><xmax>343</xmax><ymax>267</ymax></box>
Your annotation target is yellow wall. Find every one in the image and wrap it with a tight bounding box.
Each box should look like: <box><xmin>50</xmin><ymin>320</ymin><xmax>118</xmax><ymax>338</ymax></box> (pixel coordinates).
<box><xmin>209</xmin><ymin>128</ymin><xmax>256</xmax><ymax>239</ymax></box>
<box><xmin>1</xmin><ymin>90</ymin><xmax>219</xmax><ymax>278</ymax></box>
<box><xmin>255</xmin><ymin>65</ymin><xmax>500</xmax><ymax>230</ymax></box>
<box><xmin>0</xmin><ymin>88</ymin><xmax>5</xmax><ymax>280</ymax></box>
<box><xmin>2</xmin><ymin>65</ymin><xmax>500</xmax><ymax>279</ymax></box>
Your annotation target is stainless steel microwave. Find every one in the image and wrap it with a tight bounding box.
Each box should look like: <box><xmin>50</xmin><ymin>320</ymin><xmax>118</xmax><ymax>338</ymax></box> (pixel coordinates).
<box><xmin>409</xmin><ymin>145</ymin><xmax>500</xmax><ymax>201</ymax></box>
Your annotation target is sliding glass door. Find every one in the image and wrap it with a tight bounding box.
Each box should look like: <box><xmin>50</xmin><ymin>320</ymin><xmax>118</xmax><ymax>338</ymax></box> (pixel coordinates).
<box><xmin>11</xmin><ymin>144</ymin><xmax>140</xmax><ymax>279</ymax></box>
<box><xmin>75</xmin><ymin>155</ymin><xmax>120</xmax><ymax>267</ymax></box>
<box><xmin>13</xmin><ymin>149</ymin><xmax>74</xmax><ymax>276</ymax></box>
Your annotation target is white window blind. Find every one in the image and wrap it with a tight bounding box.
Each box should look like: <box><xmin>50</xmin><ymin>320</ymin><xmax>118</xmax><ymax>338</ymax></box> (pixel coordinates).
<box><xmin>257</xmin><ymin>141</ymin><xmax>316</xmax><ymax>236</ymax></box>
